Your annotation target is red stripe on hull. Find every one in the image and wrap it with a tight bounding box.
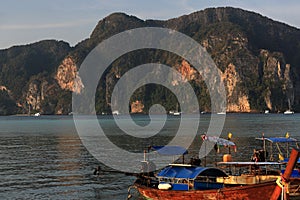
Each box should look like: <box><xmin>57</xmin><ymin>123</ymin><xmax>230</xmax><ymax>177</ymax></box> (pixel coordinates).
<box><xmin>136</xmin><ymin>181</ymin><xmax>276</xmax><ymax>200</ymax></box>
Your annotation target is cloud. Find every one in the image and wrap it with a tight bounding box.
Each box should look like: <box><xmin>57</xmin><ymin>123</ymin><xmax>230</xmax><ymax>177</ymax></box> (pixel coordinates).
<box><xmin>179</xmin><ymin>0</ymin><xmax>195</xmax><ymax>13</ymax></box>
<box><xmin>0</xmin><ymin>19</ymin><xmax>95</xmax><ymax>31</ymax></box>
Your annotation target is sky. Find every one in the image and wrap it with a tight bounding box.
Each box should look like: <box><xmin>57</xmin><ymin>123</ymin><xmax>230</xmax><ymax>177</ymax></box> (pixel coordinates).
<box><xmin>0</xmin><ymin>0</ymin><xmax>300</xmax><ymax>50</ymax></box>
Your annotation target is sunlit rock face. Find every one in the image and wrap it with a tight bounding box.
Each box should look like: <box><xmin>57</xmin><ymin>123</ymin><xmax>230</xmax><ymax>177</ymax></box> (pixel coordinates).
<box><xmin>56</xmin><ymin>57</ymin><xmax>84</xmax><ymax>94</ymax></box>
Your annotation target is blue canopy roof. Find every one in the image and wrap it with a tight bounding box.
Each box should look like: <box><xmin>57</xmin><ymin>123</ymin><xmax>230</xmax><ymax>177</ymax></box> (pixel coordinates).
<box><xmin>151</xmin><ymin>146</ymin><xmax>188</xmax><ymax>155</ymax></box>
<box><xmin>281</xmin><ymin>158</ymin><xmax>300</xmax><ymax>163</ymax></box>
<box><xmin>256</xmin><ymin>137</ymin><xmax>297</xmax><ymax>143</ymax></box>
<box><xmin>157</xmin><ymin>165</ymin><xmax>227</xmax><ymax>179</ymax></box>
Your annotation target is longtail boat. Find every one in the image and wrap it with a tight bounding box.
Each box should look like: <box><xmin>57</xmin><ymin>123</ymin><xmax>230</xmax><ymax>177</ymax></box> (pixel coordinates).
<box><xmin>134</xmin><ymin>164</ymin><xmax>276</xmax><ymax>200</ymax></box>
<box><xmin>132</xmin><ymin>145</ymin><xmax>300</xmax><ymax>200</ymax></box>
<box><xmin>136</xmin><ymin>181</ymin><xmax>276</xmax><ymax>200</ymax></box>
<box><xmin>256</xmin><ymin>134</ymin><xmax>300</xmax><ymax>196</ymax></box>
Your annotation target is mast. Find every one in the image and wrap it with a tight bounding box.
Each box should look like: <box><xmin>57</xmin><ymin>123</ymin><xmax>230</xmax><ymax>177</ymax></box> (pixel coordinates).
<box><xmin>262</xmin><ymin>133</ymin><xmax>267</xmax><ymax>161</ymax></box>
<box><xmin>28</xmin><ymin>102</ymin><xmax>31</xmax><ymax>116</ymax></box>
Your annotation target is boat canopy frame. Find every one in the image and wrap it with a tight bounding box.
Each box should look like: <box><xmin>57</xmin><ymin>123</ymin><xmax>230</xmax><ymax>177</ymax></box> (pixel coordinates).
<box><xmin>256</xmin><ymin>136</ymin><xmax>299</xmax><ymax>162</ymax></box>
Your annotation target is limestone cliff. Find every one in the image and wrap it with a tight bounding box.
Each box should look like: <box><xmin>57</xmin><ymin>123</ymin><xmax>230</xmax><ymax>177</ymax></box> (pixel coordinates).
<box><xmin>260</xmin><ymin>50</ymin><xmax>293</xmax><ymax>111</ymax></box>
<box><xmin>171</xmin><ymin>60</ymin><xmax>197</xmax><ymax>86</ymax></box>
<box><xmin>199</xmin><ymin>23</ymin><xmax>255</xmax><ymax>112</ymax></box>
<box><xmin>26</xmin><ymin>81</ymin><xmax>42</xmax><ymax>111</ymax></box>
<box><xmin>131</xmin><ymin>100</ymin><xmax>144</xmax><ymax>113</ymax></box>
<box><xmin>1</xmin><ymin>8</ymin><xmax>300</xmax><ymax>115</ymax></box>
<box><xmin>222</xmin><ymin>63</ymin><xmax>250</xmax><ymax>112</ymax></box>
<box><xmin>25</xmin><ymin>78</ymin><xmax>61</xmax><ymax>114</ymax></box>
<box><xmin>55</xmin><ymin>57</ymin><xmax>84</xmax><ymax>94</ymax></box>
<box><xmin>177</xmin><ymin>60</ymin><xmax>197</xmax><ymax>82</ymax></box>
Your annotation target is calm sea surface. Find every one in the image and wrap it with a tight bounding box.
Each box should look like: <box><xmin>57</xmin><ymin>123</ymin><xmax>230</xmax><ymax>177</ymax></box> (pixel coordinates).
<box><xmin>0</xmin><ymin>114</ymin><xmax>299</xmax><ymax>200</ymax></box>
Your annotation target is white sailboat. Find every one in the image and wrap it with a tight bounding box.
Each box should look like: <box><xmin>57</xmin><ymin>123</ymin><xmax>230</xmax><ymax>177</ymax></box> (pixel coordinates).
<box><xmin>217</xmin><ymin>111</ymin><xmax>226</xmax><ymax>115</ymax></box>
<box><xmin>284</xmin><ymin>98</ymin><xmax>294</xmax><ymax>115</ymax></box>
<box><xmin>284</xmin><ymin>110</ymin><xmax>294</xmax><ymax>115</ymax></box>
<box><xmin>173</xmin><ymin>111</ymin><xmax>181</xmax><ymax>116</ymax></box>
<box><xmin>173</xmin><ymin>103</ymin><xmax>181</xmax><ymax>116</ymax></box>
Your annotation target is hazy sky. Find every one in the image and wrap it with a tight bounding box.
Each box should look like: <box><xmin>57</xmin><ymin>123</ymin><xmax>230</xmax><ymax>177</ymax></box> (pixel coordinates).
<box><xmin>0</xmin><ymin>0</ymin><xmax>299</xmax><ymax>49</ymax></box>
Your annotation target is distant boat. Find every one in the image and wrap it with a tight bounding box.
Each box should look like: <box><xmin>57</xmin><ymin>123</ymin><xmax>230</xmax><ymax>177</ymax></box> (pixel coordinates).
<box><xmin>284</xmin><ymin>98</ymin><xmax>294</xmax><ymax>114</ymax></box>
<box><xmin>173</xmin><ymin>111</ymin><xmax>181</xmax><ymax>116</ymax></box>
<box><xmin>284</xmin><ymin>110</ymin><xmax>294</xmax><ymax>115</ymax></box>
<box><xmin>34</xmin><ymin>112</ymin><xmax>40</xmax><ymax>117</ymax></box>
<box><xmin>264</xmin><ymin>110</ymin><xmax>269</xmax><ymax>114</ymax></box>
<box><xmin>112</xmin><ymin>110</ymin><xmax>119</xmax><ymax>115</ymax></box>
<box><xmin>217</xmin><ymin>112</ymin><xmax>226</xmax><ymax>115</ymax></box>
<box><xmin>173</xmin><ymin>103</ymin><xmax>181</xmax><ymax>116</ymax></box>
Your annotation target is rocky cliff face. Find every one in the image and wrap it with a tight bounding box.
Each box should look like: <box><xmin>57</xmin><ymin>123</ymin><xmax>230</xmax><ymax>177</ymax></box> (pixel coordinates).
<box><xmin>222</xmin><ymin>63</ymin><xmax>251</xmax><ymax>112</ymax></box>
<box><xmin>171</xmin><ymin>60</ymin><xmax>197</xmax><ymax>86</ymax></box>
<box><xmin>197</xmin><ymin>23</ymin><xmax>255</xmax><ymax>112</ymax></box>
<box><xmin>259</xmin><ymin>50</ymin><xmax>293</xmax><ymax>111</ymax></box>
<box><xmin>24</xmin><ymin>75</ymin><xmax>70</xmax><ymax>115</ymax></box>
<box><xmin>26</xmin><ymin>81</ymin><xmax>43</xmax><ymax>111</ymax></box>
<box><xmin>0</xmin><ymin>8</ymin><xmax>300</xmax><ymax>115</ymax></box>
<box><xmin>56</xmin><ymin>57</ymin><xmax>84</xmax><ymax>94</ymax></box>
<box><xmin>0</xmin><ymin>40</ymin><xmax>71</xmax><ymax>115</ymax></box>
<box><xmin>131</xmin><ymin>100</ymin><xmax>144</xmax><ymax>113</ymax></box>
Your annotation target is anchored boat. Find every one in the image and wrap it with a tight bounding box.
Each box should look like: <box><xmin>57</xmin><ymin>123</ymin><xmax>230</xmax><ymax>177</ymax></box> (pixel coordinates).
<box><xmin>256</xmin><ymin>134</ymin><xmax>300</xmax><ymax>196</ymax></box>
<box><xmin>132</xmin><ymin>147</ymin><xmax>300</xmax><ymax>200</ymax></box>
<box><xmin>133</xmin><ymin>145</ymin><xmax>277</xmax><ymax>200</ymax></box>
<box><xmin>134</xmin><ymin>163</ymin><xmax>278</xmax><ymax>200</ymax></box>
<box><xmin>134</xmin><ymin>162</ymin><xmax>277</xmax><ymax>200</ymax></box>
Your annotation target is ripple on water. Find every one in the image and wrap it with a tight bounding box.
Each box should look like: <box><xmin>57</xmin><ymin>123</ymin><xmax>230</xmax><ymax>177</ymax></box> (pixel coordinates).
<box><xmin>0</xmin><ymin>114</ymin><xmax>299</xmax><ymax>199</ymax></box>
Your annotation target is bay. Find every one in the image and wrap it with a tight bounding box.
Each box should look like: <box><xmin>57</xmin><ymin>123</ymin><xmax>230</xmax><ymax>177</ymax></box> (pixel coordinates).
<box><xmin>0</xmin><ymin>114</ymin><xmax>299</xmax><ymax>199</ymax></box>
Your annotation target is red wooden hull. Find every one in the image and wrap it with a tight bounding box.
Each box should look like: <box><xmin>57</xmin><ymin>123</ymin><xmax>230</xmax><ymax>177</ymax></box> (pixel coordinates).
<box><xmin>136</xmin><ymin>181</ymin><xmax>276</xmax><ymax>200</ymax></box>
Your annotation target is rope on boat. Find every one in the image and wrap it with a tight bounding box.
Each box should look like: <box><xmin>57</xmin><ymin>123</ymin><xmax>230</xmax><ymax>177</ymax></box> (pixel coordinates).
<box><xmin>276</xmin><ymin>176</ymin><xmax>290</xmax><ymax>200</ymax></box>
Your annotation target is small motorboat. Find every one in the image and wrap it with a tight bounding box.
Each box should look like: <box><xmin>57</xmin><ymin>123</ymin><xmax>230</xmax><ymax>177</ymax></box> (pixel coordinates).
<box><xmin>284</xmin><ymin>110</ymin><xmax>294</xmax><ymax>115</ymax></box>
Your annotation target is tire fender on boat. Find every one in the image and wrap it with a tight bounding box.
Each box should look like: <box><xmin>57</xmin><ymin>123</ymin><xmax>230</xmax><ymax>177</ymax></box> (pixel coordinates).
<box><xmin>158</xmin><ymin>183</ymin><xmax>172</xmax><ymax>190</ymax></box>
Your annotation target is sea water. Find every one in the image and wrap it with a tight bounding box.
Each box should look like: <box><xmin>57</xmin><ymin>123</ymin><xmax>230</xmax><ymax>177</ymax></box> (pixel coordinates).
<box><xmin>0</xmin><ymin>114</ymin><xmax>299</xmax><ymax>199</ymax></box>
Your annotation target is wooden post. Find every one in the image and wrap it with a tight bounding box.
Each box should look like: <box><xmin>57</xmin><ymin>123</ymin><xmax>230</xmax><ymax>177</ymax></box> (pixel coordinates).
<box><xmin>263</xmin><ymin>133</ymin><xmax>267</xmax><ymax>161</ymax></box>
<box><xmin>228</xmin><ymin>132</ymin><xmax>232</xmax><ymax>154</ymax></box>
<box><xmin>204</xmin><ymin>140</ymin><xmax>206</xmax><ymax>167</ymax></box>
<box><xmin>270</xmin><ymin>148</ymin><xmax>300</xmax><ymax>200</ymax></box>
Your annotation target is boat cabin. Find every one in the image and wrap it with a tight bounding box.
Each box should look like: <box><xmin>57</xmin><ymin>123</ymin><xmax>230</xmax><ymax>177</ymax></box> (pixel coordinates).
<box><xmin>216</xmin><ymin>161</ymin><xmax>282</xmax><ymax>185</ymax></box>
<box><xmin>156</xmin><ymin>164</ymin><xmax>228</xmax><ymax>191</ymax></box>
